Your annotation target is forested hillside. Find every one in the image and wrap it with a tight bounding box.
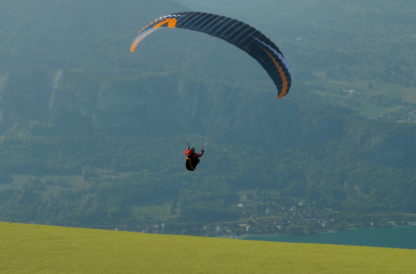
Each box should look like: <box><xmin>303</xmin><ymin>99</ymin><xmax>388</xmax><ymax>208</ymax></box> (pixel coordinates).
<box><xmin>0</xmin><ymin>0</ymin><xmax>415</xmax><ymax>235</ymax></box>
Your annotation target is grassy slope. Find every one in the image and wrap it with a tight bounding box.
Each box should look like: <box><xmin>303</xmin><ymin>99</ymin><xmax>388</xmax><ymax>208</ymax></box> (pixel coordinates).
<box><xmin>1</xmin><ymin>222</ymin><xmax>415</xmax><ymax>273</ymax></box>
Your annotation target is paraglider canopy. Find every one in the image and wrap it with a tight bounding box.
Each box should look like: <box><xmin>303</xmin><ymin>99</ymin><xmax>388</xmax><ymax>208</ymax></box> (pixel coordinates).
<box><xmin>130</xmin><ymin>12</ymin><xmax>292</xmax><ymax>98</ymax></box>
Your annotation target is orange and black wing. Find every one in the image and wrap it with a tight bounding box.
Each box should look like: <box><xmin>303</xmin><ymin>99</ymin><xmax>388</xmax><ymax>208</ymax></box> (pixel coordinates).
<box><xmin>130</xmin><ymin>12</ymin><xmax>291</xmax><ymax>98</ymax></box>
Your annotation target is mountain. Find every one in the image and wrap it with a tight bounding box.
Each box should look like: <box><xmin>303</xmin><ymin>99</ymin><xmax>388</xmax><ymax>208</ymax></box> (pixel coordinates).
<box><xmin>0</xmin><ymin>0</ymin><xmax>415</xmax><ymax>235</ymax></box>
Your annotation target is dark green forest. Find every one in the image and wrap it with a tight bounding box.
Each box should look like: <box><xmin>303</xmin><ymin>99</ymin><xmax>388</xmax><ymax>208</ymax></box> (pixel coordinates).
<box><xmin>0</xmin><ymin>0</ymin><xmax>415</xmax><ymax>235</ymax></box>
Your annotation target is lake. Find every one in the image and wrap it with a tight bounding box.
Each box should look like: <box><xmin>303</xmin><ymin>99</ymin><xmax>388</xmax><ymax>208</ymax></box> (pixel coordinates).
<box><xmin>245</xmin><ymin>226</ymin><xmax>416</xmax><ymax>249</ymax></box>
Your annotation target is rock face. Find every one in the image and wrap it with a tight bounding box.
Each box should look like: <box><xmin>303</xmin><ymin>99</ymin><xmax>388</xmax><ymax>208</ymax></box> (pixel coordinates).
<box><xmin>0</xmin><ymin>69</ymin><xmax>170</xmax><ymax>133</ymax></box>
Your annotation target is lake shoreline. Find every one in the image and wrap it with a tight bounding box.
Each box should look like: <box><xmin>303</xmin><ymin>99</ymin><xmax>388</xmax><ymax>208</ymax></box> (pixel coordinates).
<box><xmin>242</xmin><ymin>225</ymin><xmax>416</xmax><ymax>249</ymax></box>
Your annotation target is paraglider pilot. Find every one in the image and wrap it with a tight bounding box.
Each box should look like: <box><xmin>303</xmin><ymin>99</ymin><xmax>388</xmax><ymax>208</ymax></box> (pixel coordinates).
<box><xmin>184</xmin><ymin>146</ymin><xmax>204</xmax><ymax>171</ymax></box>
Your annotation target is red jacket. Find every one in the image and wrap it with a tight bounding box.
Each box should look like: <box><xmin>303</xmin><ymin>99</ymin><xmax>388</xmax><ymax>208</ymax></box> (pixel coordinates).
<box><xmin>184</xmin><ymin>148</ymin><xmax>204</xmax><ymax>158</ymax></box>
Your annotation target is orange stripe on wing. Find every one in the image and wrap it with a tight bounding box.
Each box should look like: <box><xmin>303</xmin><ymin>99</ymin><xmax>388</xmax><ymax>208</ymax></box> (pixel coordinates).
<box><xmin>130</xmin><ymin>28</ymin><xmax>157</xmax><ymax>52</ymax></box>
<box><xmin>153</xmin><ymin>18</ymin><xmax>177</xmax><ymax>28</ymax></box>
<box><xmin>263</xmin><ymin>49</ymin><xmax>289</xmax><ymax>98</ymax></box>
<box><xmin>130</xmin><ymin>18</ymin><xmax>178</xmax><ymax>52</ymax></box>
<box><xmin>130</xmin><ymin>36</ymin><xmax>142</xmax><ymax>52</ymax></box>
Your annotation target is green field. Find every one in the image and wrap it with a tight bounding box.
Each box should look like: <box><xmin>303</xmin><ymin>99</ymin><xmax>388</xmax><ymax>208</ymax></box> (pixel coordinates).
<box><xmin>1</xmin><ymin>222</ymin><xmax>416</xmax><ymax>273</ymax></box>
